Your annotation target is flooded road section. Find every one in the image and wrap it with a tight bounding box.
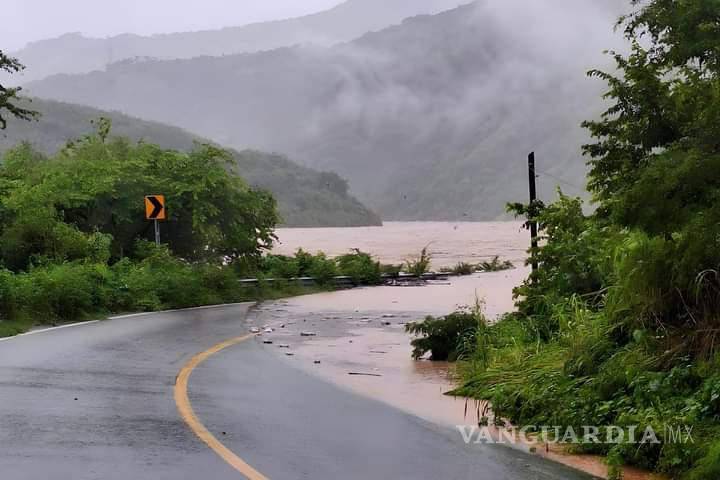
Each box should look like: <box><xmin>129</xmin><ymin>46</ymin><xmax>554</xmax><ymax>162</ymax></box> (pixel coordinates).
<box><xmin>257</xmin><ymin>222</ymin><xmax>662</xmax><ymax>480</ymax></box>
<box><xmin>247</xmin><ymin>269</ymin><xmax>526</xmax><ymax>428</ymax></box>
<box><xmin>264</xmin><ymin>222</ymin><xmax>528</xmax><ymax>425</ymax></box>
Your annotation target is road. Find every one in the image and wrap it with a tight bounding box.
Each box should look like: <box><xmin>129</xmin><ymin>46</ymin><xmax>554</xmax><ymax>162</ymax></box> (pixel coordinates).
<box><xmin>0</xmin><ymin>304</ymin><xmax>596</xmax><ymax>480</ymax></box>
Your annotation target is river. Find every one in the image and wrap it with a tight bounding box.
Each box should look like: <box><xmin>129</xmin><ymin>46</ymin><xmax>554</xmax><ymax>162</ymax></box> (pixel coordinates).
<box><xmin>273</xmin><ymin>221</ymin><xmax>529</xmax><ymax>268</ymax></box>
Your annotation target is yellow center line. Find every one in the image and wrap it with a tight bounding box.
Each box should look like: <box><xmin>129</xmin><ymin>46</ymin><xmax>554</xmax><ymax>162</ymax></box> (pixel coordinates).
<box><xmin>174</xmin><ymin>334</ymin><xmax>270</xmax><ymax>480</ymax></box>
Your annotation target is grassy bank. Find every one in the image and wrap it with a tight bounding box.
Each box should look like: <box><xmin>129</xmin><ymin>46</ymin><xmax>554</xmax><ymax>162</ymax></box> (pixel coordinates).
<box><xmin>406</xmin><ymin>196</ymin><xmax>720</xmax><ymax>479</ymax></box>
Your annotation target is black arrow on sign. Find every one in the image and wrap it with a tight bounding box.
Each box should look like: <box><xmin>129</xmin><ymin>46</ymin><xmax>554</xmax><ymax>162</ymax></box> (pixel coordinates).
<box><xmin>148</xmin><ymin>196</ymin><xmax>164</xmax><ymax>219</ymax></box>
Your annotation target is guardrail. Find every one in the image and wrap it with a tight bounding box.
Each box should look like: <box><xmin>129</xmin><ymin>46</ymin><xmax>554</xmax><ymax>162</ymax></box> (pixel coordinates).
<box><xmin>238</xmin><ymin>272</ymin><xmax>451</xmax><ymax>288</ymax></box>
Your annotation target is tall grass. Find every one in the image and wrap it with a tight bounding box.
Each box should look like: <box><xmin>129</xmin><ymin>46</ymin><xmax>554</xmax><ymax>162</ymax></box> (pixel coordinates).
<box><xmin>405</xmin><ymin>246</ymin><xmax>432</xmax><ymax>276</ymax></box>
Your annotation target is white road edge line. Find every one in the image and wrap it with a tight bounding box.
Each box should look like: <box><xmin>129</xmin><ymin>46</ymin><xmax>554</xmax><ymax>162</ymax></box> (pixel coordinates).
<box><xmin>0</xmin><ymin>320</ymin><xmax>100</xmax><ymax>342</ymax></box>
<box><xmin>0</xmin><ymin>302</ymin><xmax>253</xmax><ymax>343</ymax></box>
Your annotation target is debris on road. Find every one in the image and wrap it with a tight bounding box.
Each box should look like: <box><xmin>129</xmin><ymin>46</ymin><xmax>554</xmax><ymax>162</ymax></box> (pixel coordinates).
<box><xmin>348</xmin><ymin>372</ymin><xmax>383</xmax><ymax>377</ymax></box>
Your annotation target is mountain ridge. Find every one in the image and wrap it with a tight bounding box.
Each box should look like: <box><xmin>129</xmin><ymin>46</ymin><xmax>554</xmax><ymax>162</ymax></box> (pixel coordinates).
<box><xmin>0</xmin><ymin>98</ymin><xmax>382</xmax><ymax>227</ymax></box>
<box><xmin>9</xmin><ymin>0</ymin><xmax>465</xmax><ymax>84</ymax></box>
<box><xmin>23</xmin><ymin>0</ymin><xmax>626</xmax><ymax>220</ymax></box>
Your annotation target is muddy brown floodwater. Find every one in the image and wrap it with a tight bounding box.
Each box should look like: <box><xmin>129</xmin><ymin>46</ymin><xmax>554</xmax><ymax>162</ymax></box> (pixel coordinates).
<box><xmin>273</xmin><ymin>221</ymin><xmax>529</xmax><ymax>268</ymax></box>
<box><xmin>253</xmin><ymin>222</ymin><xmax>662</xmax><ymax>480</ymax></box>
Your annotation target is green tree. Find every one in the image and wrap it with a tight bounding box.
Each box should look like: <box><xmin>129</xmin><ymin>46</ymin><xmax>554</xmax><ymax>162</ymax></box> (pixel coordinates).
<box><xmin>0</xmin><ymin>121</ymin><xmax>279</xmax><ymax>270</ymax></box>
<box><xmin>582</xmin><ymin>1</ymin><xmax>720</xmax><ymax>227</ymax></box>
<box><xmin>0</xmin><ymin>50</ymin><xmax>36</xmax><ymax>129</ymax></box>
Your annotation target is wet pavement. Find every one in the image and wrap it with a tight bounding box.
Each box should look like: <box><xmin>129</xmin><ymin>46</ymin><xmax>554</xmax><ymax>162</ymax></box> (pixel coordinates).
<box><xmin>0</xmin><ymin>304</ymin><xmax>596</xmax><ymax>480</ymax></box>
<box><xmin>245</xmin><ymin>270</ymin><xmax>528</xmax><ymax>429</ymax></box>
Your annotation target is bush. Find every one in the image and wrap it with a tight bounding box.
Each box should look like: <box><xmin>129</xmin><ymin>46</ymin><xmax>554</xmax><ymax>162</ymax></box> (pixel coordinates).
<box><xmin>336</xmin><ymin>249</ymin><xmax>382</xmax><ymax>285</ymax></box>
<box><xmin>405</xmin><ymin>311</ymin><xmax>481</xmax><ymax>361</ymax></box>
<box><xmin>119</xmin><ymin>247</ymin><xmax>217</xmax><ymax>311</ymax></box>
<box><xmin>261</xmin><ymin>255</ymin><xmax>300</xmax><ymax>279</ymax></box>
<box><xmin>307</xmin><ymin>254</ymin><xmax>338</xmax><ymax>284</ymax></box>
<box><xmin>12</xmin><ymin>262</ymin><xmax>107</xmax><ymax>322</ymax></box>
<box><xmin>259</xmin><ymin>249</ymin><xmax>339</xmax><ymax>285</ymax></box>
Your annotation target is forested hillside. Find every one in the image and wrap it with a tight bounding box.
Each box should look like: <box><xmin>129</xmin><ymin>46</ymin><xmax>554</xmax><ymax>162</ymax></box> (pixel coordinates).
<box><xmin>9</xmin><ymin>0</ymin><xmax>463</xmax><ymax>83</ymax></box>
<box><xmin>0</xmin><ymin>99</ymin><xmax>381</xmax><ymax>227</ymax></box>
<box><xmin>25</xmin><ymin>0</ymin><xmax>625</xmax><ymax>220</ymax></box>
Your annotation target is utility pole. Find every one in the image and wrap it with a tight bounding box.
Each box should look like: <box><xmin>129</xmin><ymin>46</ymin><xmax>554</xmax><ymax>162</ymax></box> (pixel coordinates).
<box><xmin>528</xmin><ymin>152</ymin><xmax>539</xmax><ymax>274</ymax></box>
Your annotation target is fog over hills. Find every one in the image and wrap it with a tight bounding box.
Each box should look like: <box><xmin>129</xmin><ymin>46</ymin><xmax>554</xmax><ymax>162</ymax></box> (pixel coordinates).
<box><xmin>0</xmin><ymin>99</ymin><xmax>381</xmax><ymax>227</ymax></box>
<box><xmin>10</xmin><ymin>0</ymin><xmax>465</xmax><ymax>83</ymax></box>
<box><xmin>25</xmin><ymin>0</ymin><xmax>627</xmax><ymax>220</ymax></box>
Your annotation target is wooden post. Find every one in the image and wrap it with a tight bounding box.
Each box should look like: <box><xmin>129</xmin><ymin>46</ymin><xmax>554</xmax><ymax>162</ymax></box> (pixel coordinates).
<box><xmin>528</xmin><ymin>152</ymin><xmax>539</xmax><ymax>274</ymax></box>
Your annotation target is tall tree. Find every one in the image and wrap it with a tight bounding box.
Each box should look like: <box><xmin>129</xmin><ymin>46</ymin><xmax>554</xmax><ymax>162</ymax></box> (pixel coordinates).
<box><xmin>582</xmin><ymin>0</ymin><xmax>720</xmax><ymax>233</ymax></box>
<box><xmin>0</xmin><ymin>50</ymin><xmax>36</xmax><ymax>129</ymax></box>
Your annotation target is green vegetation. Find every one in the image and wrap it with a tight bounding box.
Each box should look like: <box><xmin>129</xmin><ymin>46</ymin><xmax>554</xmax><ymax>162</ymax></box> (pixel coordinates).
<box><xmin>477</xmin><ymin>256</ymin><xmax>514</xmax><ymax>273</ymax></box>
<box><xmin>0</xmin><ymin>246</ymin><xmax>332</xmax><ymax>338</ymax></box>
<box><xmin>406</xmin><ymin>307</ymin><xmax>489</xmax><ymax>362</ymax></box>
<box><xmin>446</xmin><ymin>2</ymin><xmax>720</xmax><ymax>477</ymax></box>
<box><xmin>261</xmin><ymin>248</ymin><xmax>388</xmax><ymax>286</ymax></box>
<box><xmin>0</xmin><ymin>98</ymin><xmax>381</xmax><ymax>228</ymax></box>
<box><xmin>440</xmin><ymin>257</ymin><xmax>515</xmax><ymax>276</ymax></box>
<box><xmin>336</xmin><ymin>249</ymin><xmax>383</xmax><ymax>285</ymax></box>
<box><xmin>404</xmin><ymin>246</ymin><xmax>432</xmax><ymax>277</ymax></box>
<box><xmin>0</xmin><ymin>120</ymin><xmax>346</xmax><ymax>337</ymax></box>
<box><xmin>1</xmin><ymin>120</ymin><xmax>277</xmax><ymax>267</ymax></box>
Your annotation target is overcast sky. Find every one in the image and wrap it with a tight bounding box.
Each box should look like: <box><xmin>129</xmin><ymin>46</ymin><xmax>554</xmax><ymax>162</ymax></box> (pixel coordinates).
<box><xmin>2</xmin><ymin>0</ymin><xmax>344</xmax><ymax>51</ymax></box>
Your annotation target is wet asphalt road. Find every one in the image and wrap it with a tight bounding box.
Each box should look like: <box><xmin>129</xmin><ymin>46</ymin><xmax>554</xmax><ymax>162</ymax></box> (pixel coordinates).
<box><xmin>0</xmin><ymin>304</ymin><xmax>596</xmax><ymax>480</ymax></box>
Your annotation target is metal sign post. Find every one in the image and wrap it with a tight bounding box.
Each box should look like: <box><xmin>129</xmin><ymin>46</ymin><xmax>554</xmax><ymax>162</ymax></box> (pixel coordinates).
<box><xmin>154</xmin><ymin>219</ymin><xmax>161</xmax><ymax>247</ymax></box>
